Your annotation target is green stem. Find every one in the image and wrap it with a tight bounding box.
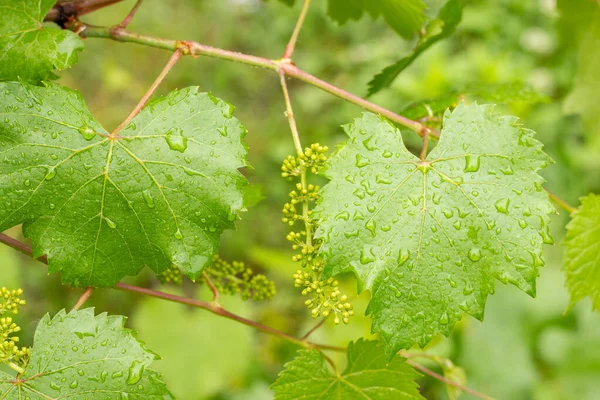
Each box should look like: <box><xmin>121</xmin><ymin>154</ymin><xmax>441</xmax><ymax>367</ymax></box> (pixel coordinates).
<box><xmin>6</xmin><ymin>361</ymin><xmax>24</xmax><ymax>375</ymax></box>
<box><xmin>546</xmin><ymin>189</ymin><xmax>577</xmax><ymax>214</ymax></box>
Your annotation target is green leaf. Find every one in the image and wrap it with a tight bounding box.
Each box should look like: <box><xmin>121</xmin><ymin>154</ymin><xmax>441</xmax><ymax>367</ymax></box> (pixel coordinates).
<box><xmin>564</xmin><ymin>6</ymin><xmax>600</xmax><ymax>139</ymax></box>
<box><xmin>442</xmin><ymin>361</ymin><xmax>466</xmax><ymax>400</ymax></box>
<box><xmin>0</xmin><ymin>308</ymin><xmax>173</xmax><ymax>399</ymax></box>
<box><xmin>368</xmin><ymin>0</ymin><xmax>463</xmax><ymax>96</ymax></box>
<box><xmin>0</xmin><ymin>0</ymin><xmax>84</xmax><ymax>83</ymax></box>
<box><xmin>563</xmin><ymin>194</ymin><xmax>600</xmax><ymax>312</ymax></box>
<box><xmin>270</xmin><ymin>339</ymin><xmax>423</xmax><ymax>400</ymax></box>
<box><xmin>316</xmin><ymin>103</ymin><xmax>555</xmax><ymax>356</ymax></box>
<box><xmin>0</xmin><ymin>81</ymin><xmax>248</xmax><ymax>287</ymax></box>
<box><xmin>328</xmin><ymin>0</ymin><xmax>426</xmax><ymax>39</ymax></box>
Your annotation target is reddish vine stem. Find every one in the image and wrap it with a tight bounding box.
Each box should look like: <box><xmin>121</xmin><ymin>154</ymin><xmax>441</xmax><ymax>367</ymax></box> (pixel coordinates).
<box><xmin>300</xmin><ymin>319</ymin><xmax>325</xmax><ymax>340</ymax></box>
<box><xmin>75</xmin><ymin>25</ymin><xmax>431</xmax><ymax>137</ymax></box>
<box><xmin>404</xmin><ymin>359</ymin><xmax>495</xmax><ymax>400</ymax></box>
<box><xmin>202</xmin><ymin>272</ymin><xmax>220</xmax><ymax>303</ymax></box>
<box><xmin>45</xmin><ymin>0</ymin><xmax>124</xmax><ymax>23</ymax></box>
<box><xmin>111</xmin><ymin>48</ymin><xmax>183</xmax><ymax>136</ymax></box>
<box><xmin>71</xmin><ymin>287</ymin><xmax>95</xmax><ymax>311</ymax></box>
<box><xmin>282</xmin><ymin>0</ymin><xmax>312</xmax><ymax>59</ymax></box>
<box><xmin>119</xmin><ymin>0</ymin><xmax>143</xmax><ymax>28</ymax></box>
<box><xmin>0</xmin><ymin>232</ymin><xmax>494</xmax><ymax>397</ymax></box>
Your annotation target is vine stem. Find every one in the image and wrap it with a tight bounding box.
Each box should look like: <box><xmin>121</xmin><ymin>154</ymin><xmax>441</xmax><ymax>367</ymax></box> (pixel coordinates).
<box><xmin>279</xmin><ymin>70</ymin><xmax>304</xmax><ymax>156</ymax></box>
<box><xmin>76</xmin><ymin>25</ymin><xmax>432</xmax><ymax>137</ymax></box>
<box><xmin>300</xmin><ymin>318</ymin><xmax>325</xmax><ymax>340</ymax></box>
<box><xmin>6</xmin><ymin>361</ymin><xmax>24</xmax><ymax>375</ymax></box>
<box><xmin>72</xmin><ymin>287</ymin><xmax>95</xmax><ymax>311</ymax></box>
<box><xmin>45</xmin><ymin>0</ymin><xmax>124</xmax><ymax>23</ymax></box>
<box><xmin>202</xmin><ymin>271</ymin><xmax>220</xmax><ymax>303</ymax></box>
<box><xmin>111</xmin><ymin>48</ymin><xmax>182</xmax><ymax>136</ymax></box>
<box><xmin>0</xmin><ymin>232</ymin><xmax>493</xmax><ymax>398</ymax></box>
<box><xmin>403</xmin><ymin>358</ymin><xmax>495</xmax><ymax>400</ymax></box>
<box><xmin>283</xmin><ymin>0</ymin><xmax>312</xmax><ymax>59</ymax></box>
<box><xmin>119</xmin><ymin>0</ymin><xmax>143</xmax><ymax>28</ymax></box>
<box><xmin>546</xmin><ymin>189</ymin><xmax>577</xmax><ymax>214</ymax></box>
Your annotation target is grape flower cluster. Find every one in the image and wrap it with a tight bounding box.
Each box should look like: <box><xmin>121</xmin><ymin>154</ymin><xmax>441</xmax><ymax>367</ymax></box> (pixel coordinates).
<box><xmin>0</xmin><ymin>288</ymin><xmax>30</xmax><ymax>371</ymax></box>
<box><xmin>282</xmin><ymin>144</ymin><xmax>354</xmax><ymax>324</ymax></box>
<box><xmin>157</xmin><ymin>257</ymin><xmax>276</xmax><ymax>301</ymax></box>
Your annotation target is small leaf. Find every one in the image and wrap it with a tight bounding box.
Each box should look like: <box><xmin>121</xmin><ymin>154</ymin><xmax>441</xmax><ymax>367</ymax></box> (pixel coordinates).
<box><xmin>367</xmin><ymin>0</ymin><xmax>463</xmax><ymax>96</ymax></box>
<box><xmin>564</xmin><ymin>194</ymin><xmax>600</xmax><ymax>312</ymax></box>
<box><xmin>0</xmin><ymin>81</ymin><xmax>248</xmax><ymax>287</ymax></box>
<box><xmin>441</xmin><ymin>360</ymin><xmax>467</xmax><ymax>400</ymax></box>
<box><xmin>0</xmin><ymin>308</ymin><xmax>173</xmax><ymax>399</ymax></box>
<box><xmin>328</xmin><ymin>0</ymin><xmax>426</xmax><ymax>39</ymax></box>
<box><xmin>316</xmin><ymin>103</ymin><xmax>555</xmax><ymax>357</ymax></box>
<box><xmin>270</xmin><ymin>339</ymin><xmax>424</xmax><ymax>400</ymax></box>
<box><xmin>0</xmin><ymin>0</ymin><xmax>84</xmax><ymax>83</ymax></box>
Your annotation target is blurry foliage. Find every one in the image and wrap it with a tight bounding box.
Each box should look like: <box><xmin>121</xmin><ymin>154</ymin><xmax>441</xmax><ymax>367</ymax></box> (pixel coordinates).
<box><xmin>1</xmin><ymin>0</ymin><xmax>599</xmax><ymax>398</ymax></box>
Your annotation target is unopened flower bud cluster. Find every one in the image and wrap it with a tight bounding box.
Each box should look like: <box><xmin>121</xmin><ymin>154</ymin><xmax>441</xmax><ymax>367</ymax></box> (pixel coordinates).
<box><xmin>206</xmin><ymin>255</ymin><xmax>276</xmax><ymax>301</ymax></box>
<box><xmin>282</xmin><ymin>144</ymin><xmax>354</xmax><ymax>325</ymax></box>
<box><xmin>0</xmin><ymin>288</ymin><xmax>30</xmax><ymax>369</ymax></box>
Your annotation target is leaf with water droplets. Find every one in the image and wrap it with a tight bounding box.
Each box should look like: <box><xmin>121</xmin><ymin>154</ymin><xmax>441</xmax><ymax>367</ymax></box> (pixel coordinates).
<box><xmin>563</xmin><ymin>194</ymin><xmax>600</xmax><ymax>312</ymax></box>
<box><xmin>0</xmin><ymin>308</ymin><xmax>173</xmax><ymax>399</ymax></box>
<box><xmin>0</xmin><ymin>0</ymin><xmax>84</xmax><ymax>83</ymax></box>
<box><xmin>0</xmin><ymin>81</ymin><xmax>248</xmax><ymax>286</ymax></box>
<box><xmin>316</xmin><ymin>103</ymin><xmax>555</xmax><ymax>357</ymax></box>
<box><xmin>270</xmin><ymin>339</ymin><xmax>423</xmax><ymax>400</ymax></box>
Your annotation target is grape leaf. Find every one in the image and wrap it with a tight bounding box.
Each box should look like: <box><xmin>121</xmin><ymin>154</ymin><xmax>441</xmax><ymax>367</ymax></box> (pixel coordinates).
<box><xmin>0</xmin><ymin>81</ymin><xmax>248</xmax><ymax>287</ymax></box>
<box><xmin>328</xmin><ymin>0</ymin><xmax>426</xmax><ymax>39</ymax></box>
<box><xmin>563</xmin><ymin>194</ymin><xmax>600</xmax><ymax>312</ymax></box>
<box><xmin>0</xmin><ymin>0</ymin><xmax>84</xmax><ymax>83</ymax></box>
<box><xmin>316</xmin><ymin>103</ymin><xmax>555</xmax><ymax>357</ymax></box>
<box><xmin>367</xmin><ymin>0</ymin><xmax>463</xmax><ymax>96</ymax></box>
<box><xmin>270</xmin><ymin>339</ymin><xmax>423</xmax><ymax>400</ymax></box>
<box><xmin>0</xmin><ymin>308</ymin><xmax>173</xmax><ymax>399</ymax></box>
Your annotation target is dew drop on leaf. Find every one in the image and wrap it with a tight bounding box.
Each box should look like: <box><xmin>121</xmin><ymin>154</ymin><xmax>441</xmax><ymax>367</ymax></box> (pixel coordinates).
<box><xmin>78</xmin><ymin>126</ymin><xmax>96</xmax><ymax>140</ymax></box>
<box><xmin>468</xmin><ymin>248</ymin><xmax>482</xmax><ymax>262</ymax></box>
<box><xmin>165</xmin><ymin>127</ymin><xmax>188</xmax><ymax>152</ymax></box>
<box><xmin>142</xmin><ymin>189</ymin><xmax>155</xmax><ymax>208</ymax></box>
<box><xmin>126</xmin><ymin>361</ymin><xmax>145</xmax><ymax>385</ymax></box>
<box><xmin>45</xmin><ymin>167</ymin><xmax>56</xmax><ymax>180</ymax></box>
<box><xmin>464</xmin><ymin>155</ymin><xmax>481</xmax><ymax>172</ymax></box>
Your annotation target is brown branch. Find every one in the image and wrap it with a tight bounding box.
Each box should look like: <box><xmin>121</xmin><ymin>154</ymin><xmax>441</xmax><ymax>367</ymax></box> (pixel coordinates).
<box><xmin>283</xmin><ymin>0</ymin><xmax>312</xmax><ymax>59</ymax></box>
<box><xmin>45</xmin><ymin>0</ymin><xmax>124</xmax><ymax>25</ymax></box>
<box><xmin>72</xmin><ymin>287</ymin><xmax>95</xmax><ymax>311</ymax></box>
<box><xmin>300</xmin><ymin>319</ymin><xmax>325</xmax><ymax>340</ymax></box>
<box><xmin>119</xmin><ymin>0</ymin><xmax>143</xmax><ymax>28</ymax></box>
<box><xmin>404</xmin><ymin>359</ymin><xmax>495</xmax><ymax>400</ymax></box>
<box><xmin>111</xmin><ymin>48</ymin><xmax>182</xmax><ymax>136</ymax></box>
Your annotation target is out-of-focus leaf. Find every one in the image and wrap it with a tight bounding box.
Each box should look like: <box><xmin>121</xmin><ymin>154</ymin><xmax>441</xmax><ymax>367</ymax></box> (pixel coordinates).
<box><xmin>564</xmin><ymin>7</ymin><xmax>600</xmax><ymax>139</ymax></box>
<box><xmin>367</xmin><ymin>0</ymin><xmax>463</xmax><ymax>96</ymax></box>
<box><xmin>328</xmin><ymin>0</ymin><xmax>426</xmax><ymax>39</ymax></box>
<box><xmin>563</xmin><ymin>194</ymin><xmax>600</xmax><ymax>312</ymax></box>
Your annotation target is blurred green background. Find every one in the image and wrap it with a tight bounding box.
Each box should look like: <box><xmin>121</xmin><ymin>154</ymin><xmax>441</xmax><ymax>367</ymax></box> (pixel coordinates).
<box><xmin>2</xmin><ymin>0</ymin><xmax>600</xmax><ymax>398</ymax></box>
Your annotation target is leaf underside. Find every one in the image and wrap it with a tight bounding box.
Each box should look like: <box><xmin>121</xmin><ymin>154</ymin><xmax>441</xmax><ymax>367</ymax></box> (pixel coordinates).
<box><xmin>563</xmin><ymin>194</ymin><xmax>600</xmax><ymax>312</ymax></box>
<box><xmin>0</xmin><ymin>81</ymin><xmax>248</xmax><ymax>287</ymax></box>
<box><xmin>316</xmin><ymin>103</ymin><xmax>555</xmax><ymax>357</ymax></box>
<box><xmin>0</xmin><ymin>0</ymin><xmax>84</xmax><ymax>83</ymax></box>
<box><xmin>270</xmin><ymin>339</ymin><xmax>424</xmax><ymax>400</ymax></box>
<box><xmin>0</xmin><ymin>308</ymin><xmax>173</xmax><ymax>399</ymax></box>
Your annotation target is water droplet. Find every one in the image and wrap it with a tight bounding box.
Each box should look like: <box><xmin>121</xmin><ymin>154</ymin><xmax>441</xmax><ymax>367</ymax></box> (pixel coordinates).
<box><xmin>468</xmin><ymin>248</ymin><xmax>482</xmax><ymax>262</ymax></box>
<box><xmin>45</xmin><ymin>167</ymin><xmax>56</xmax><ymax>180</ymax></box>
<box><xmin>126</xmin><ymin>361</ymin><xmax>145</xmax><ymax>385</ymax></box>
<box><xmin>335</xmin><ymin>211</ymin><xmax>349</xmax><ymax>221</ymax></box>
<box><xmin>500</xmin><ymin>165</ymin><xmax>514</xmax><ymax>175</ymax></box>
<box><xmin>165</xmin><ymin>127</ymin><xmax>188</xmax><ymax>152</ymax></box>
<box><xmin>354</xmin><ymin>154</ymin><xmax>369</xmax><ymax>168</ymax></box>
<box><xmin>24</xmin><ymin>179</ymin><xmax>31</xmax><ymax>187</ymax></box>
<box><xmin>104</xmin><ymin>217</ymin><xmax>117</xmax><ymax>229</ymax></box>
<box><xmin>360</xmin><ymin>248</ymin><xmax>375</xmax><ymax>264</ymax></box>
<box><xmin>50</xmin><ymin>381</ymin><xmax>60</xmax><ymax>391</ymax></box>
<box><xmin>174</xmin><ymin>229</ymin><xmax>183</xmax><ymax>240</ymax></box>
<box><xmin>365</xmin><ymin>220</ymin><xmax>376</xmax><ymax>236</ymax></box>
<box><xmin>77</xmin><ymin>369</ymin><xmax>85</xmax><ymax>376</ymax></box>
<box><xmin>344</xmin><ymin>230</ymin><xmax>359</xmax><ymax>238</ymax></box>
<box><xmin>398</xmin><ymin>248</ymin><xmax>410</xmax><ymax>266</ymax></box>
<box><xmin>112</xmin><ymin>371</ymin><xmax>124</xmax><ymax>379</ymax></box>
<box><xmin>440</xmin><ymin>312</ymin><xmax>449</xmax><ymax>324</ymax></box>
<box><xmin>142</xmin><ymin>189</ymin><xmax>155</xmax><ymax>208</ymax></box>
<box><xmin>69</xmin><ymin>381</ymin><xmax>78</xmax><ymax>389</ymax></box>
<box><xmin>51</xmin><ymin>132</ymin><xmax>58</xmax><ymax>139</ymax></box>
<box><xmin>494</xmin><ymin>198</ymin><xmax>510</xmax><ymax>214</ymax></box>
<box><xmin>78</xmin><ymin>126</ymin><xmax>96</xmax><ymax>140</ymax></box>
<box><xmin>442</xmin><ymin>209</ymin><xmax>454</xmax><ymax>219</ymax></box>
<box><xmin>464</xmin><ymin>155</ymin><xmax>481</xmax><ymax>172</ymax></box>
